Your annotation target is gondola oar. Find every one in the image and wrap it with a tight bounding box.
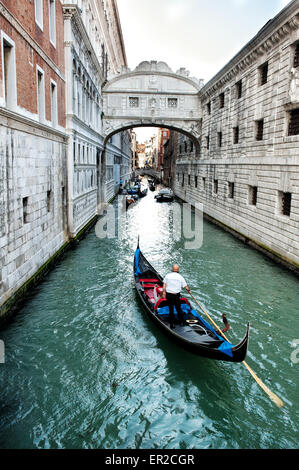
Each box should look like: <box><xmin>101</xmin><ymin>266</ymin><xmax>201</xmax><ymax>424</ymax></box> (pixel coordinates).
<box><xmin>189</xmin><ymin>292</ymin><xmax>284</xmax><ymax>409</ymax></box>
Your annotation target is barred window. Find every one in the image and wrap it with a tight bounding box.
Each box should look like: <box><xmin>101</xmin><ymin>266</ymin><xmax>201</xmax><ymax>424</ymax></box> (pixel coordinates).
<box><xmin>213</xmin><ymin>179</ymin><xmax>218</xmax><ymax>195</ymax></box>
<box><xmin>288</xmin><ymin>109</ymin><xmax>299</xmax><ymax>136</ymax></box>
<box><xmin>236</xmin><ymin>80</ymin><xmax>242</xmax><ymax>99</ymax></box>
<box><xmin>129</xmin><ymin>97</ymin><xmax>139</xmax><ymax>108</ymax></box>
<box><xmin>228</xmin><ymin>182</ymin><xmax>234</xmax><ymax>199</ymax></box>
<box><xmin>279</xmin><ymin>191</ymin><xmax>292</xmax><ymax>216</ymax></box>
<box><xmin>259</xmin><ymin>62</ymin><xmax>268</xmax><ymax>86</ymax></box>
<box><xmin>233</xmin><ymin>126</ymin><xmax>239</xmax><ymax>144</ymax></box>
<box><xmin>168</xmin><ymin>98</ymin><xmax>178</xmax><ymax>108</ymax></box>
<box><xmin>248</xmin><ymin>186</ymin><xmax>257</xmax><ymax>206</ymax></box>
<box><xmin>256</xmin><ymin>119</ymin><xmax>264</xmax><ymax>141</ymax></box>
<box><xmin>293</xmin><ymin>42</ymin><xmax>299</xmax><ymax>68</ymax></box>
<box><xmin>218</xmin><ymin>131</ymin><xmax>222</xmax><ymax>147</ymax></box>
<box><xmin>206</xmin><ymin>135</ymin><xmax>210</xmax><ymax>149</ymax></box>
<box><xmin>23</xmin><ymin>197</ymin><xmax>29</xmax><ymax>224</ymax></box>
<box><xmin>219</xmin><ymin>92</ymin><xmax>225</xmax><ymax>109</ymax></box>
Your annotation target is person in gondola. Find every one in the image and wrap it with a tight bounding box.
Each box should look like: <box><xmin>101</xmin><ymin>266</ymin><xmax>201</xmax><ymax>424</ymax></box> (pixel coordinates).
<box><xmin>162</xmin><ymin>264</ymin><xmax>191</xmax><ymax>329</ymax></box>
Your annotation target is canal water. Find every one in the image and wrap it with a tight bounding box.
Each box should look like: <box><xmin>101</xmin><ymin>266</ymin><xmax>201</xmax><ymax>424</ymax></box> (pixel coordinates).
<box><xmin>0</xmin><ymin>186</ymin><xmax>298</xmax><ymax>449</ymax></box>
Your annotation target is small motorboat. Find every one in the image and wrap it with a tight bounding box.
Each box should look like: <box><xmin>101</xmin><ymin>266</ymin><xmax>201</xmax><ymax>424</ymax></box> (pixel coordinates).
<box><xmin>154</xmin><ymin>188</ymin><xmax>174</xmax><ymax>202</ymax></box>
<box><xmin>133</xmin><ymin>241</ymin><xmax>250</xmax><ymax>362</ymax></box>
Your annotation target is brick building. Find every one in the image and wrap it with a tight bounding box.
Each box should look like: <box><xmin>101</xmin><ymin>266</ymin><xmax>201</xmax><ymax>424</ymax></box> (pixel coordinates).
<box><xmin>0</xmin><ymin>0</ymin><xmax>67</xmax><ymax>311</ymax></box>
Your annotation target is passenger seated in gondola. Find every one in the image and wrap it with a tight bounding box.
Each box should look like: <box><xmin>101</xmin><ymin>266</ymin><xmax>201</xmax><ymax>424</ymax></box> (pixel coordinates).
<box><xmin>153</xmin><ymin>285</ymin><xmax>163</xmax><ymax>305</ymax></box>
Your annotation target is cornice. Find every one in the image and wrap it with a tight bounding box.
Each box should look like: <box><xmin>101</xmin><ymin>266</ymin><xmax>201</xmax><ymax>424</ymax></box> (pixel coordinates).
<box><xmin>0</xmin><ymin>107</ymin><xmax>67</xmax><ymax>142</ymax></box>
<box><xmin>200</xmin><ymin>2</ymin><xmax>299</xmax><ymax>99</ymax></box>
<box><xmin>0</xmin><ymin>2</ymin><xmax>65</xmax><ymax>81</ymax></box>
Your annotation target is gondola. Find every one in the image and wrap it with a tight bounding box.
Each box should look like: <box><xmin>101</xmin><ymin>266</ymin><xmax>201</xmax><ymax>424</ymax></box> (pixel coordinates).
<box><xmin>133</xmin><ymin>241</ymin><xmax>250</xmax><ymax>362</ymax></box>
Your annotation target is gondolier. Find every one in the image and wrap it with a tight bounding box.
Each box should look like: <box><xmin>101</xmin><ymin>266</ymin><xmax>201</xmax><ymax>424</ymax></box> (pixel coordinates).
<box><xmin>163</xmin><ymin>264</ymin><xmax>191</xmax><ymax>329</ymax></box>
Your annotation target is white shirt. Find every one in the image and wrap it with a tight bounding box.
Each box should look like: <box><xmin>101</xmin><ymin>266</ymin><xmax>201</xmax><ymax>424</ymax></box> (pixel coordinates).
<box><xmin>163</xmin><ymin>272</ymin><xmax>187</xmax><ymax>294</ymax></box>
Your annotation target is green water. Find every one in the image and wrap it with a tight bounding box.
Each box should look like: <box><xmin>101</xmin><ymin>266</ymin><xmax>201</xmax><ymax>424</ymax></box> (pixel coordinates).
<box><xmin>0</xmin><ymin>189</ymin><xmax>298</xmax><ymax>449</ymax></box>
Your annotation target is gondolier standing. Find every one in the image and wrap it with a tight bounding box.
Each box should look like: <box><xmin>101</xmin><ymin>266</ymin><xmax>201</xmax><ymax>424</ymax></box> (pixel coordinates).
<box><xmin>163</xmin><ymin>264</ymin><xmax>191</xmax><ymax>329</ymax></box>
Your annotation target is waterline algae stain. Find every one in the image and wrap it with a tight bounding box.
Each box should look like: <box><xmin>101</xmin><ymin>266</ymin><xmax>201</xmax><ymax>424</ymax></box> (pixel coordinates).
<box><xmin>0</xmin><ymin>192</ymin><xmax>298</xmax><ymax>449</ymax></box>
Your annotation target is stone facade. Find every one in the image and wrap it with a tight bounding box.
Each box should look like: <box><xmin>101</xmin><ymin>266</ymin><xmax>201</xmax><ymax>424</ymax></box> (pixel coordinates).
<box><xmin>0</xmin><ymin>0</ymin><xmax>67</xmax><ymax>308</ymax></box>
<box><xmin>174</xmin><ymin>1</ymin><xmax>299</xmax><ymax>270</ymax></box>
<box><xmin>0</xmin><ymin>0</ymin><xmax>133</xmax><ymax>318</ymax></box>
<box><xmin>62</xmin><ymin>1</ymin><xmax>131</xmax><ymax>235</ymax></box>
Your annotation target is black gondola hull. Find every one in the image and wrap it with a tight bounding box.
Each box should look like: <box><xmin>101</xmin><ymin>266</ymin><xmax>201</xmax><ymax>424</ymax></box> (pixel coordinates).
<box><xmin>134</xmin><ymin>247</ymin><xmax>249</xmax><ymax>362</ymax></box>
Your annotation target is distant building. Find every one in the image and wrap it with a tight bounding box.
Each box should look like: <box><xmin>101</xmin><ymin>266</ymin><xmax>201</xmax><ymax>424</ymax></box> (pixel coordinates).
<box><xmin>157</xmin><ymin>128</ymin><xmax>170</xmax><ymax>170</ymax></box>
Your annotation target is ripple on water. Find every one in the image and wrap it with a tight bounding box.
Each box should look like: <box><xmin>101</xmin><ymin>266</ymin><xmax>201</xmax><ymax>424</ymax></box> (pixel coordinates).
<box><xmin>0</xmin><ymin>188</ymin><xmax>298</xmax><ymax>449</ymax></box>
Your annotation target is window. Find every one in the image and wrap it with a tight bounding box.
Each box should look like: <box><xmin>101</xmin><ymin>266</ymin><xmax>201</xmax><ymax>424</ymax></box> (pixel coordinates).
<box><xmin>293</xmin><ymin>42</ymin><xmax>299</xmax><ymax>68</ymax></box>
<box><xmin>288</xmin><ymin>109</ymin><xmax>299</xmax><ymax>136</ymax></box>
<box><xmin>259</xmin><ymin>62</ymin><xmax>268</xmax><ymax>85</ymax></box>
<box><xmin>188</xmin><ymin>175</ymin><xmax>191</xmax><ymax>186</ymax></box>
<box><xmin>256</xmin><ymin>119</ymin><xmax>264</xmax><ymax>141</ymax></box>
<box><xmin>129</xmin><ymin>97</ymin><xmax>139</xmax><ymax>108</ymax></box>
<box><xmin>202</xmin><ymin>177</ymin><xmax>206</xmax><ymax>191</ymax></box>
<box><xmin>190</xmin><ymin>141</ymin><xmax>194</xmax><ymax>152</ymax></box>
<box><xmin>2</xmin><ymin>34</ymin><xmax>17</xmax><ymax>110</ymax></box>
<box><xmin>49</xmin><ymin>0</ymin><xmax>56</xmax><ymax>46</ymax></box>
<box><xmin>278</xmin><ymin>191</ymin><xmax>292</xmax><ymax>216</ymax></box>
<box><xmin>213</xmin><ymin>179</ymin><xmax>218</xmax><ymax>195</ymax></box>
<box><xmin>228</xmin><ymin>182</ymin><xmax>234</xmax><ymax>199</ymax></box>
<box><xmin>233</xmin><ymin>126</ymin><xmax>239</xmax><ymax>144</ymax></box>
<box><xmin>236</xmin><ymin>80</ymin><xmax>242</xmax><ymax>99</ymax></box>
<box><xmin>207</xmin><ymin>102</ymin><xmax>211</xmax><ymax>115</ymax></box>
<box><xmin>168</xmin><ymin>98</ymin><xmax>178</xmax><ymax>108</ymax></box>
<box><xmin>182</xmin><ymin>174</ymin><xmax>184</xmax><ymax>187</ymax></box>
<box><xmin>47</xmin><ymin>190</ymin><xmax>52</xmax><ymax>212</ymax></box>
<box><xmin>248</xmin><ymin>186</ymin><xmax>258</xmax><ymax>206</ymax></box>
<box><xmin>219</xmin><ymin>92</ymin><xmax>225</xmax><ymax>109</ymax></box>
<box><xmin>217</xmin><ymin>131</ymin><xmax>222</xmax><ymax>148</ymax></box>
<box><xmin>184</xmin><ymin>141</ymin><xmax>187</xmax><ymax>153</ymax></box>
<box><xmin>206</xmin><ymin>135</ymin><xmax>210</xmax><ymax>149</ymax></box>
<box><xmin>50</xmin><ymin>81</ymin><xmax>57</xmax><ymax>127</ymax></box>
<box><xmin>194</xmin><ymin>176</ymin><xmax>198</xmax><ymax>188</ymax></box>
<box><xmin>37</xmin><ymin>67</ymin><xmax>45</xmax><ymax>122</ymax></box>
<box><xmin>23</xmin><ymin>197</ymin><xmax>29</xmax><ymax>224</ymax></box>
<box><xmin>35</xmin><ymin>0</ymin><xmax>43</xmax><ymax>30</ymax></box>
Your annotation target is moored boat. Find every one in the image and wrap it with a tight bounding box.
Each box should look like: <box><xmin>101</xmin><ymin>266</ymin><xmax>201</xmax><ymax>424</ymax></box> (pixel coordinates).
<box><xmin>154</xmin><ymin>188</ymin><xmax>174</xmax><ymax>202</ymax></box>
<box><xmin>133</xmin><ymin>242</ymin><xmax>250</xmax><ymax>362</ymax></box>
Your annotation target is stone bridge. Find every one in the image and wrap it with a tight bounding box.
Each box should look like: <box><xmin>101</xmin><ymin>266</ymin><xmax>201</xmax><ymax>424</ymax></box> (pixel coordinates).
<box><xmin>102</xmin><ymin>61</ymin><xmax>204</xmax><ymax>153</ymax></box>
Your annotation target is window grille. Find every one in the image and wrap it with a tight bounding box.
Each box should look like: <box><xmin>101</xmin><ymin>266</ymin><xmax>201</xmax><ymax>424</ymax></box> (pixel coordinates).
<box><xmin>219</xmin><ymin>93</ymin><xmax>225</xmax><ymax>109</ymax></box>
<box><xmin>256</xmin><ymin>119</ymin><xmax>264</xmax><ymax>141</ymax></box>
<box><xmin>293</xmin><ymin>42</ymin><xmax>299</xmax><ymax>68</ymax></box>
<box><xmin>228</xmin><ymin>182</ymin><xmax>234</xmax><ymax>199</ymax></box>
<box><xmin>168</xmin><ymin>98</ymin><xmax>178</xmax><ymax>108</ymax></box>
<box><xmin>129</xmin><ymin>97</ymin><xmax>139</xmax><ymax>108</ymax></box>
<box><xmin>259</xmin><ymin>62</ymin><xmax>268</xmax><ymax>85</ymax></box>
<box><xmin>288</xmin><ymin>109</ymin><xmax>299</xmax><ymax>136</ymax></box>
<box><xmin>233</xmin><ymin>126</ymin><xmax>239</xmax><ymax>144</ymax></box>
<box><xmin>249</xmin><ymin>186</ymin><xmax>257</xmax><ymax>206</ymax></box>
<box><xmin>236</xmin><ymin>80</ymin><xmax>242</xmax><ymax>99</ymax></box>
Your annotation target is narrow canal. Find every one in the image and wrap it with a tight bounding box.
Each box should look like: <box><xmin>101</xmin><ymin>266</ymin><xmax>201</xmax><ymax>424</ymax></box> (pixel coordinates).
<box><xmin>0</xmin><ymin>186</ymin><xmax>298</xmax><ymax>449</ymax></box>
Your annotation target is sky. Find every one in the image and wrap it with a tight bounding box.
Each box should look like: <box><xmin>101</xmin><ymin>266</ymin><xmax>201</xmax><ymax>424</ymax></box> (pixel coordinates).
<box><xmin>116</xmin><ymin>0</ymin><xmax>292</xmax><ymax>142</ymax></box>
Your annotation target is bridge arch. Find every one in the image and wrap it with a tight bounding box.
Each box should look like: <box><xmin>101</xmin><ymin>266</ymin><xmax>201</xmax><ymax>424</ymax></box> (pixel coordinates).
<box><xmin>102</xmin><ymin>60</ymin><xmax>203</xmax><ymax>148</ymax></box>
